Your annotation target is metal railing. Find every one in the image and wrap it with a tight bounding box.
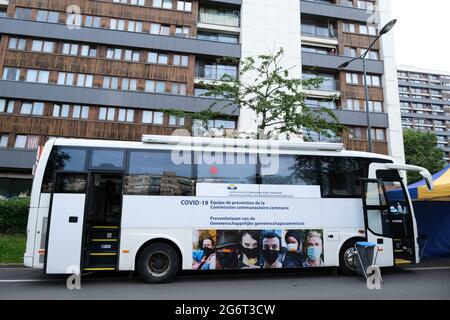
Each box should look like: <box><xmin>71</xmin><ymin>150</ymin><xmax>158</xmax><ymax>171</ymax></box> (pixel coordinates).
<box><xmin>196</xmin><ymin>65</ymin><xmax>238</xmax><ymax>80</ymax></box>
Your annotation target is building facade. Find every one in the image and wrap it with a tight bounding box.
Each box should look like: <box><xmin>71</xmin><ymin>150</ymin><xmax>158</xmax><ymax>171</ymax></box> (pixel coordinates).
<box><xmin>0</xmin><ymin>0</ymin><xmax>404</xmax><ymax>198</ymax></box>
<box><xmin>397</xmin><ymin>66</ymin><xmax>450</xmax><ymax>163</ymax></box>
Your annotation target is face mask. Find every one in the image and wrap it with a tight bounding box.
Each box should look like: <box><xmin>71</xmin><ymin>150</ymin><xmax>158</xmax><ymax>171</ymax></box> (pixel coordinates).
<box><xmin>203</xmin><ymin>248</ymin><xmax>215</xmax><ymax>258</ymax></box>
<box><xmin>217</xmin><ymin>252</ymin><xmax>238</xmax><ymax>269</ymax></box>
<box><xmin>241</xmin><ymin>247</ymin><xmax>259</xmax><ymax>259</ymax></box>
<box><xmin>262</xmin><ymin>249</ymin><xmax>279</xmax><ymax>264</ymax></box>
<box><xmin>286</xmin><ymin>243</ymin><xmax>298</xmax><ymax>252</ymax></box>
<box><xmin>307</xmin><ymin>246</ymin><xmax>322</xmax><ymax>261</ymax></box>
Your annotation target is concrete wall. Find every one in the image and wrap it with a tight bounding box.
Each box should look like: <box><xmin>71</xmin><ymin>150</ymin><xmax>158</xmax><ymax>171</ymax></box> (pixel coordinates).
<box><xmin>238</xmin><ymin>0</ymin><xmax>302</xmax><ymax>134</ymax></box>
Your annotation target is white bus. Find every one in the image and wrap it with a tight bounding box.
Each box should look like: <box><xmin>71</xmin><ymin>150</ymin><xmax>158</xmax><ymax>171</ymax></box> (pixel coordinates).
<box><xmin>24</xmin><ymin>135</ymin><xmax>433</xmax><ymax>283</ymax></box>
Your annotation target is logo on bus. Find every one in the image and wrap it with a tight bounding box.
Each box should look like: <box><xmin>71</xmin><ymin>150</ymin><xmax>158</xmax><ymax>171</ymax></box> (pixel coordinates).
<box><xmin>227</xmin><ymin>185</ymin><xmax>238</xmax><ymax>191</ymax></box>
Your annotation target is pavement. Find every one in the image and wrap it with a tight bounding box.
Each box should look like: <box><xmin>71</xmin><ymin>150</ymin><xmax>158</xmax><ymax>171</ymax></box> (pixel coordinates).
<box><xmin>0</xmin><ymin>258</ymin><xmax>449</xmax><ymax>300</ymax></box>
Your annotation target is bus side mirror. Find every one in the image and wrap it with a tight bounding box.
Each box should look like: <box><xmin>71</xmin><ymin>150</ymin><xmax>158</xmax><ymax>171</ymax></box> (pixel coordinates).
<box><xmin>419</xmin><ymin>170</ymin><xmax>433</xmax><ymax>191</ymax></box>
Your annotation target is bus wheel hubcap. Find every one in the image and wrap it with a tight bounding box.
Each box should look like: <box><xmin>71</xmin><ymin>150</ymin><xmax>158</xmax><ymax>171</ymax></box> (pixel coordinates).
<box><xmin>344</xmin><ymin>247</ymin><xmax>357</xmax><ymax>270</ymax></box>
<box><xmin>148</xmin><ymin>251</ymin><xmax>170</xmax><ymax>276</ymax></box>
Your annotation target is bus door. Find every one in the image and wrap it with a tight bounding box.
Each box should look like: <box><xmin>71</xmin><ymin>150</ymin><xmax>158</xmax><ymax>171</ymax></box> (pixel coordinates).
<box><xmin>81</xmin><ymin>172</ymin><xmax>123</xmax><ymax>272</ymax></box>
<box><xmin>361</xmin><ymin>179</ymin><xmax>394</xmax><ymax>267</ymax></box>
<box><xmin>45</xmin><ymin>172</ymin><xmax>88</xmax><ymax>274</ymax></box>
<box><xmin>376</xmin><ymin>170</ymin><xmax>416</xmax><ymax>265</ymax></box>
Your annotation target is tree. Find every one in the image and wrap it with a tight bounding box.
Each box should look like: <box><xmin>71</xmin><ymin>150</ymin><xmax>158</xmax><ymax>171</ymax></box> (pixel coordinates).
<box><xmin>403</xmin><ymin>129</ymin><xmax>445</xmax><ymax>183</ymax></box>
<box><xmin>167</xmin><ymin>48</ymin><xmax>343</xmax><ymax>140</ymax></box>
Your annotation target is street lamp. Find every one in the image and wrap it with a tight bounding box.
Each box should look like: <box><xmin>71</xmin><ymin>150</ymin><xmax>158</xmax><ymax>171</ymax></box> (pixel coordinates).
<box><xmin>338</xmin><ymin>19</ymin><xmax>397</xmax><ymax>153</ymax></box>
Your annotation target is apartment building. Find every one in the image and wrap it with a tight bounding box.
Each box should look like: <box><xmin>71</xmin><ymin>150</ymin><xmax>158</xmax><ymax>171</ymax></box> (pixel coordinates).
<box><xmin>398</xmin><ymin>66</ymin><xmax>450</xmax><ymax>163</ymax></box>
<box><xmin>0</xmin><ymin>0</ymin><xmax>403</xmax><ymax>198</ymax></box>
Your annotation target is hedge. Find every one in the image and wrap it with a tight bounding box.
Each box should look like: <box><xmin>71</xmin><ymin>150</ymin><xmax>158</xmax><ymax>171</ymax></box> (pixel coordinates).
<box><xmin>0</xmin><ymin>197</ymin><xmax>30</xmax><ymax>234</ymax></box>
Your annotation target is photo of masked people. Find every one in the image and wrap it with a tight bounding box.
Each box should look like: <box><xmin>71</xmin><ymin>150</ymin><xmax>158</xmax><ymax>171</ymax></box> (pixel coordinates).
<box><xmin>237</xmin><ymin>230</ymin><xmax>261</xmax><ymax>269</ymax></box>
<box><xmin>302</xmin><ymin>230</ymin><xmax>324</xmax><ymax>267</ymax></box>
<box><xmin>261</xmin><ymin>230</ymin><xmax>283</xmax><ymax>269</ymax></box>
<box><xmin>192</xmin><ymin>231</ymin><xmax>216</xmax><ymax>270</ymax></box>
<box><xmin>202</xmin><ymin>230</ymin><xmax>240</xmax><ymax>270</ymax></box>
<box><xmin>281</xmin><ymin>230</ymin><xmax>305</xmax><ymax>268</ymax></box>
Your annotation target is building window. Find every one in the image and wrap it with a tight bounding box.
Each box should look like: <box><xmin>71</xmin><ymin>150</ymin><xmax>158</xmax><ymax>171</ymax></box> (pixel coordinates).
<box><xmin>0</xmin><ymin>134</ymin><xmax>8</xmax><ymax>147</ymax></box>
<box><xmin>53</xmin><ymin>104</ymin><xmax>70</xmax><ymax>118</ymax></box>
<box><xmin>31</xmin><ymin>40</ymin><xmax>55</xmax><ymax>53</ymax></box>
<box><xmin>344</xmin><ymin>47</ymin><xmax>357</xmax><ymax>58</ymax></box>
<box><xmin>345</xmin><ymin>99</ymin><xmax>361</xmax><ymax>111</ymax></box>
<box><xmin>142</xmin><ymin>110</ymin><xmax>164</xmax><ymax>124</ymax></box>
<box><xmin>14</xmin><ymin>7</ymin><xmax>32</xmax><ymax>20</ymax></box>
<box><xmin>99</xmin><ymin>107</ymin><xmax>116</xmax><ymax>121</ymax></box>
<box><xmin>346</xmin><ymin>73</ymin><xmax>359</xmax><ymax>85</ymax></box>
<box><xmin>117</xmin><ymin>109</ymin><xmax>134</xmax><ymax>122</ymax></box>
<box><xmin>36</xmin><ymin>10</ymin><xmax>60</xmax><ymax>23</ymax></box>
<box><xmin>365</xmin><ymin>74</ymin><xmax>381</xmax><ymax>86</ymax></box>
<box><xmin>175</xmin><ymin>26</ymin><xmax>190</xmax><ymax>38</ymax></box>
<box><xmin>72</xmin><ymin>105</ymin><xmax>89</xmax><ymax>119</ymax></box>
<box><xmin>26</xmin><ymin>69</ymin><xmax>50</xmax><ymax>83</ymax></box>
<box><xmin>57</xmin><ymin>72</ymin><xmax>75</xmax><ymax>86</ymax></box>
<box><xmin>343</xmin><ymin>23</ymin><xmax>356</xmax><ymax>33</ymax></box>
<box><xmin>84</xmin><ymin>15</ymin><xmax>101</xmax><ymax>28</ymax></box>
<box><xmin>62</xmin><ymin>43</ymin><xmax>80</xmax><ymax>55</ymax></box>
<box><xmin>76</xmin><ymin>74</ymin><xmax>94</xmax><ymax>87</ymax></box>
<box><xmin>20</xmin><ymin>102</ymin><xmax>44</xmax><ymax>116</ymax></box>
<box><xmin>177</xmin><ymin>1</ymin><xmax>192</xmax><ymax>12</ymax></box>
<box><xmin>110</xmin><ymin>19</ymin><xmax>126</xmax><ymax>31</ymax></box>
<box><xmin>173</xmin><ymin>55</ymin><xmax>189</xmax><ymax>67</ymax></box>
<box><xmin>103</xmin><ymin>76</ymin><xmax>120</xmax><ymax>90</ymax></box>
<box><xmin>145</xmin><ymin>80</ymin><xmax>166</xmax><ymax>93</ymax></box>
<box><xmin>171</xmin><ymin>83</ymin><xmax>187</xmax><ymax>95</ymax></box>
<box><xmin>2</xmin><ymin>67</ymin><xmax>20</xmax><ymax>81</ymax></box>
<box><xmin>371</xmin><ymin>128</ymin><xmax>386</xmax><ymax>141</ymax></box>
<box><xmin>169</xmin><ymin>115</ymin><xmax>185</xmax><ymax>126</ymax></box>
<box><xmin>124</xmin><ymin>50</ymin><xmax>140</xmax><ymax>62</ymax></box>
<box><xmin>121</xmin><ymin>78</ymin><xmax>138</xmax><ymax>91</ymax></box>
<box><xmin>150</xmin><ymin>23</ymin><xmax>170</xmax><ymax>36</ymax></box>
<box><xmin>0</xmin><ymin>100</ymin><xmax>15</xmax><ymax>113</ymax></box>
<box><xmin>147</xmin><ymin>52</ymin><xmax>168</xmax><ymax>64</ymax></box>
<box><xmin>14</xmin><ymin>135</ymin><xmax>39</xmax><ymax>149</ymax></box>
<box><xmin>8</xmin><ymin>38</ymin><xmax>27</xmax><ymax>50</ymax></box>
<box><xmin>127</xmin><ymin>20</ymin><xmax>143</xmax><ymax>32</ymax></box>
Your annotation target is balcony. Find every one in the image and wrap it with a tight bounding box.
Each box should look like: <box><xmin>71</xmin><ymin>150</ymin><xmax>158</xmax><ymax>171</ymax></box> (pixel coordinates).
<box><xmin>195</xmin><ymin>64</ymin><xmax>238</xmax><ymax>82</ymax></box>
<box><xmin>300</xmin><ymin>0</ymin><xmax>372</xmax><ymax>23</ymax></box>
<box><xmin>0</xmin><ymin>147</ymin><xmax>36</xmax><ymax>170</ymax></box>
<box><xmin>199</xmin><ymin>12</ymin><xmax>240</xmax><ymax>27</ymax></box>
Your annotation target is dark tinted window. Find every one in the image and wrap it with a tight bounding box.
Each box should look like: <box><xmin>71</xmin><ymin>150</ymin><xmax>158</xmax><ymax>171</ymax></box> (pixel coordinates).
<box><xmin>196</xmin><ymin>153</ymin><xmax>257</xmax><ymax>184</ymax></box>
<box><xmin>125</xmin><ymin>150</ymin><xmax>194</xmax><ymax>196</ymax></box>
<box><xmin>54</xmin><ymin>174</ymin><xmax>87</xmax><ymax>193</ymax></box>
<box><xmin>0</xmin><ymin>178</ymin><xmax>32</xmax><ymax>198</ymax></box>
<box><xmin>261</xmin><ymin>155</ymin><xmax>372</xmax><ymax>198</ymax></box>
<box><xmin>90</xmin><ymin>149</ymin><xmax>125</xmax><ymax>170</ymax></box>
<box><xmin>42</xmin><ymin>147</ymin><xmax>88</xmax><ymax>192</ymax></box>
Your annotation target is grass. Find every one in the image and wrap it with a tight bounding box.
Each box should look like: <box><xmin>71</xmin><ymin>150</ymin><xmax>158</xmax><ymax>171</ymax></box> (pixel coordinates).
<box><xmin>0</xmin><ymin>234</ymin><xmax>26</xmax><ymax>264</ymax></box>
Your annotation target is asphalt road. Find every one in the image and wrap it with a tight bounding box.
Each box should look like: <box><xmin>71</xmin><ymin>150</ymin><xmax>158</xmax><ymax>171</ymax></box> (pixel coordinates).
<box><xmin>1</xmin><ymin>263</ymin><xmax>449</xmax><ymax>300</ymax></box>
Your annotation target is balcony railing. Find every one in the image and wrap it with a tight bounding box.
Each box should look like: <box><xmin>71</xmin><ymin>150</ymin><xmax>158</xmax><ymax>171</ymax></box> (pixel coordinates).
<box><xmin>199</xmin><ymin>12</ymin><xmax>240</xmax><ymax>27</ymax></box>
<box><xmin>196</xmin><ymin>65</ymin><xmax>238</xmax><ymax>80</ymax></box>
<box><xmin>301</xmin><ymin>25</ymin><xmax>336</xmax><ymax>39</ymax></box>
<box><xmin>303</xmin><ymin>78</ymin><xmax>340</xmax><ymax>91</ymax></box>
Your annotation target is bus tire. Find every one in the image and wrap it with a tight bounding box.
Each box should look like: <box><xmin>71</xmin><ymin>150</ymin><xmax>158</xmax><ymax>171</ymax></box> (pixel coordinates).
<box><xmin>338</xmin><ymin>239</ymin><xmax>361</xmax><ymax>276</ymax></box>
<box><xmin>137</xmin><ymin>243</ymin><xmax>179</xmax><ymax>284</ymax></box>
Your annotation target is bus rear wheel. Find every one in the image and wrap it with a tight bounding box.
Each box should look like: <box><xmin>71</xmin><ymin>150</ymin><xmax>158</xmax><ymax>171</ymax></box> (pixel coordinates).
<box><xmin>137</xmin><ymin>243</ymin><xmax>179</xmax><ymax>284</ymax></box>
<box><xmin>338</xmin><ymin>239</ymin><xmax>361</xmax><ymax>276</ymax></box>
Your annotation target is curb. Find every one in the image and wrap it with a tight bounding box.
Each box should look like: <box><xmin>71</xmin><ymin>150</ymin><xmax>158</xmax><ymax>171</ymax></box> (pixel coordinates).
<box><xmin>0</xmin><ymin>264</ymin><xmax>24</xmax><ymax>268</ymax></box>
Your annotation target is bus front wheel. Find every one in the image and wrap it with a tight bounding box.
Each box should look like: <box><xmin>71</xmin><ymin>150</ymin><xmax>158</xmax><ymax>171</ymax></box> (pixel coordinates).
<box><xmin>137</xmin><ymin>243</ymin><xmax>179</xmax><ymax>284</ymax></box>
<box><xmin>338</xmin><ymin>239</ymin><xmax>362</xmax><ymax>276</ymax></box>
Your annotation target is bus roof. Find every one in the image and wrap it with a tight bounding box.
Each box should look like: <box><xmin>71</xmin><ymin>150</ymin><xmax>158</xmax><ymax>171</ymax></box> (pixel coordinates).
<box><xmin>51</xmin><ymin>135</ymin><xmax>394</xmax><ymax>162</ymax></box>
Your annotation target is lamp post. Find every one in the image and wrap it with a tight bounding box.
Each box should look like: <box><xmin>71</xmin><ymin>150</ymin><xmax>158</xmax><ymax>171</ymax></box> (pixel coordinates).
<box><xmin>338</xmin><ymin>19</ymin><xmax>397</xmax><ymax>153</ymax></box>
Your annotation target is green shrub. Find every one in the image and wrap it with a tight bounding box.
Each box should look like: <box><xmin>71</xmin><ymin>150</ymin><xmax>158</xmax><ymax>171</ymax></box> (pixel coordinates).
<box><xmin>0</xmin><ymin>197</ymin><xmax>30</xmax><ymax>234</ymax></box>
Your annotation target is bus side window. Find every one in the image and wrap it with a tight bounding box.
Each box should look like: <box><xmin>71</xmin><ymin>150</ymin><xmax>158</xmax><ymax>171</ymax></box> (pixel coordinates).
<box><xmin>196</xmin><ymin>153</ymin><xmax>257</xmax><ymax>184</ymax></box>
<box><xmin>41</xmin><ymin>147</ymin><xmax>88</xmax><ymax>192</ymax></box>
<box><xmin>54</xmin><ymin>173</ymin><xmax>87</xmax><ymax>193</ymax></box>
<box><xmin>125</xmin><ymin>150</ymin><xmax>194</xmax><ymax>196</ymax></box>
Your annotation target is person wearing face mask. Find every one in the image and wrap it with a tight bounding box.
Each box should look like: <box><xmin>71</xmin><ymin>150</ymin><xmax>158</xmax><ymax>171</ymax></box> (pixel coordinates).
<box><xmin>237</xmin><ymin>230</ymin><xmax>260</xmax><ymax>269</ymax></box>
<box><xmin>205</xmin><ymin>231</ymin><xmax>239</xmax><ymax>270</ymax></box>
<box><xmin>303</xmin><ymin>231</ymin><xmax>324</xmax><ymax>267</ymax></box>
<box><xmin>193</xmin><ymin>236</ymin><xmax>215</xmax><ymax>270</ymax></box>
<box><xmin>281</xmin><ymin>230</ymin><xmax>305</xmax><ymax>268</ymax></box>
<box><xmin>261</xmin><ymin>231</ymin><xmax>283</xmax><ymax>269</ymax></box>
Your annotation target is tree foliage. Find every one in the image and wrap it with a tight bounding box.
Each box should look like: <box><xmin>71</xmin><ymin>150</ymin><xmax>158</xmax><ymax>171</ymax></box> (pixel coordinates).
<box><xmin>168</xmin><ymin>48</ymin><xmax>343</xmax><ymax>139</ymax></box>
<box><xmin>403</xmin><ymin>129</ymin><xmax>445</xmax><ymax>183</ymax></box>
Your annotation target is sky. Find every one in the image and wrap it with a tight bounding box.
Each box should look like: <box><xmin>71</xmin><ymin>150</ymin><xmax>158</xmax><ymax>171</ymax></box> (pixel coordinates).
<box><xmin>391</xmin><ymin>0</ymin><xmax>450</xmax><ymax>73</ymax></box>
